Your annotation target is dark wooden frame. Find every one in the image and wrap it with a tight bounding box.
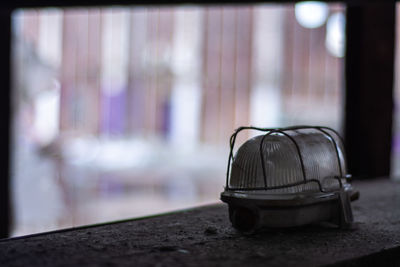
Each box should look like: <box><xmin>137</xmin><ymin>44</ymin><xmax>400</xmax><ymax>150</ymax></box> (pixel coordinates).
<box><xmin>0</xmin><ymin>8</ymin><xmax>11</xmax><ymax>239</ymax></box>
<box><xmin>0</xmin><ymin>0</ymin><xmax>396</xmax><ymax>238</ymax></box>
<box><xmin>345</xmin><ymin>3</ymin><xmax>395</xmax><ymax>178</ymax></box>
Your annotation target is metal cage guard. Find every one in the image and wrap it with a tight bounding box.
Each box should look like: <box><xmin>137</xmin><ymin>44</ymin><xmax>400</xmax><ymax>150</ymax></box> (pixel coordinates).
<box><xmin>225</xmin><ymin>126</ymin><xmax>346</xmax><ymax>193</ymax></box>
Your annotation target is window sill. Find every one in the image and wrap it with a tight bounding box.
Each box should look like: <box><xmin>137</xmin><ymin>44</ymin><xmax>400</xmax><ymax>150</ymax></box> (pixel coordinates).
<box><xmin>1</xmin><ymin>178</ymin><xmax>400</xmax><ymax>266</ymax></box>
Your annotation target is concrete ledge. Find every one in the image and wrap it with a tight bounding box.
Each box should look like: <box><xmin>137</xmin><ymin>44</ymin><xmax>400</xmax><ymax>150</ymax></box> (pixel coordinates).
<box><xmin>1</xmin><ymin>179</ymin><xmax>399</xmax><ymax>266</ymax></box>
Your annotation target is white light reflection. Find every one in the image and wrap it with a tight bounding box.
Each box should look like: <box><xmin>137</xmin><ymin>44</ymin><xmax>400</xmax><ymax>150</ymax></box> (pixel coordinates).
<box><xmin>295</xmin><ymin>1</ymin><xmax>329</xmax><ymax>29</ymax></box>
<box><xmin>326</xmin><ymin>12</ymin><xmax>346</xmax><ymax>58</ymax></box>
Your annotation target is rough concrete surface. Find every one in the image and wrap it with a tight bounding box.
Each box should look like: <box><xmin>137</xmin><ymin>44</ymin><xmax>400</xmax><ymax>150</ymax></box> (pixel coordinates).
<box><xmin>0</xmin><ymin>179</ymin><xmax>400</xmax><ymax>267</ymax></box>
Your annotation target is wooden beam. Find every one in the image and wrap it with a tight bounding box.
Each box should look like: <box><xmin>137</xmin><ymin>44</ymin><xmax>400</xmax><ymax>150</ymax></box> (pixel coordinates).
<box><xmin>0</xmin><ymin>8</ymin><xmax>11</xmax><ymax>238</ymax></box>
<box><xmin>345</xmin><ymin>3</ymin><xmax>396</xmax><ymax>178</ymax></box>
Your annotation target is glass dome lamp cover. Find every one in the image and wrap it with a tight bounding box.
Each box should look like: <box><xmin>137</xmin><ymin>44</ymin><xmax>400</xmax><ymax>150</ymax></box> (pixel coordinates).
<box><xmin>220</xmin><ymin>125</ymin><xmax>359</xmax><ymax>233</ymax></box>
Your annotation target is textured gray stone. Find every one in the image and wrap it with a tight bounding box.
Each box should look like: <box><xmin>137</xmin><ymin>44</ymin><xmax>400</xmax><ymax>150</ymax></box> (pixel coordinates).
<box><xmin>0</xmin><ymin>179</ymin><xmax>399</xmax><ymax>267</ymax></box>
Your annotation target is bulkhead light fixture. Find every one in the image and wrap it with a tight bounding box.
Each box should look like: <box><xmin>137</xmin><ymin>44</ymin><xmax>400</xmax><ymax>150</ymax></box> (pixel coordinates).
<box><xmin>221</xmin><ymin>126</ymin><xmax>359</xmax><ymax>233</ymax></box>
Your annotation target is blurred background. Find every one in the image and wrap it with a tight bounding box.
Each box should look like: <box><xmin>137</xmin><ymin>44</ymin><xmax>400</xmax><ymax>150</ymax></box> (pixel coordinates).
<box><xmin>10</xmin><ymin>2</ymin><xmax>397</xmax><ymax>236</ymax></box>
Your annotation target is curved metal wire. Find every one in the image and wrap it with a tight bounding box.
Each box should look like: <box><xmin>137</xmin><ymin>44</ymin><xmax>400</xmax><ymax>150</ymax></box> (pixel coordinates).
<box><xmin>227</xmin><ymin>176</ymin><xmax>342</xmax><ymax>193</ymax></box>
<box><xmin>314</xmin><ymin>127</ymin><xmax>343</xmax><ymax>187</ymax></box>
<box><xmin>259</xmin><ymin>130</ymin><xmax>308</xmax><ymax>187</ymax></box>
<box><xmin>225</xmin><ymin>125</ymin><xmax>346</xmax><ymax>192</ymax></box>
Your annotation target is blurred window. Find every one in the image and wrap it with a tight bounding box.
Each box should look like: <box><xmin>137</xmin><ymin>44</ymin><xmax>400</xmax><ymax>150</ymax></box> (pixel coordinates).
<box><xmin>11</xmin><ymin>3</ymin><xmax>345</xmax><ymax>236</ymax></box>
<box><xmin>392</xmin><ymin>4</ymin><xmax>400</xmax><ymax>179</ymax></box>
